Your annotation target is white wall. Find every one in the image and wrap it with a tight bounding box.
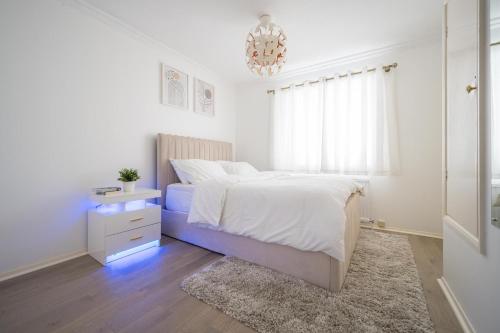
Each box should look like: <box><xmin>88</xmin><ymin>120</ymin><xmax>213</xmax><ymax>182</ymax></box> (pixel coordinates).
<box><xmin>0</xmin><ymin>0</ymin><xmax>235</xmax><ymax>277</ymax></box>
<box><xmin>235</xmin><ymin>41</ymin><xmax>443</xmax><ymax>236</ymax></box>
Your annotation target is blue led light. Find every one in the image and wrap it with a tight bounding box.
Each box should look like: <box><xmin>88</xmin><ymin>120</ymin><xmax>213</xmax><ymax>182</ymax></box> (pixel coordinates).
<box><xmin>96</xmin><ymin>200</ymin><xmax>149</xmax><ymax>215</ymax></box>
<box><xmin>106</xmin><ymin>240</ymin><xmax>159</xmax><ymax>263</ymax></box>
<box><xmin>96</xmin><ymin>203</ymin><xmax>122</xmax><ymax>214</ymax></box>
<box><xmin>124</xmin><ymin>200</ymin><xmax>147</xmax><ymax>211</ymax></box>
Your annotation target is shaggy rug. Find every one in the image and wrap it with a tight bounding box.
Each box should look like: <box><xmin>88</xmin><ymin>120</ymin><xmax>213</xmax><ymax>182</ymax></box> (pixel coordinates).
<box><xmin>181</xmin><ymin>230</ymin><xmax>434</xmax><ymax>333</ymax></box>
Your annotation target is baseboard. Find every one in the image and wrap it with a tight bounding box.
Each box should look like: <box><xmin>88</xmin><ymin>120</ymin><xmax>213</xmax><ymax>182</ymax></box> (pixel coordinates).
<box><xmin>360</xmin><ymin>224</ymin><xmax>442</xmax><ymax>239</ymax></box>
<box><xmin>437</xmin><ymin>277</ymin><xmax>476</xmax><ymax>333</ymax></box>
<box><xmin>0</xmin><ymin>250</ymin><xmax>88</xmax><ymax>283</ymax></box>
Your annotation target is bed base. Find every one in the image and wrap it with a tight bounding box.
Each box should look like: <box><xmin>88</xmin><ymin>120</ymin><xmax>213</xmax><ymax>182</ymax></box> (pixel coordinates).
<box><xmin>161</xmin><ymin>193</ymin><xmax>360</xmax><ymax>292</ymax></box>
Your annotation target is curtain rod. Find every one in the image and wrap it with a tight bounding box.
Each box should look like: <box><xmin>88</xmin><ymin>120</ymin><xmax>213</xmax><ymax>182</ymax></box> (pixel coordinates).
<box><xmin>492</xmin><ymin>41</ymin><xmax>500</xmax><ymax>47</ymax></box>
<box><xmin>266</xmin><ymin>62</ymin><xmax>398</xmax><ymax>94</ymax></box>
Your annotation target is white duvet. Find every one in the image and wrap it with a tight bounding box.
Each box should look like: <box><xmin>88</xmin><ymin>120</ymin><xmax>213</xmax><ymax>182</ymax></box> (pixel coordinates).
<box><xmin>187</xmin><ymin>172</ymin><xmax>363</xmax><ymax>261</ymax></box>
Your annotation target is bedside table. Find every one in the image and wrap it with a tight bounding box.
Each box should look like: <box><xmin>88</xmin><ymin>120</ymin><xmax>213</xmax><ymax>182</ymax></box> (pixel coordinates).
<box><xmin>88</xmin><ymin>188</ymin><xmax>161</xmax><ymax>265</ymax></box>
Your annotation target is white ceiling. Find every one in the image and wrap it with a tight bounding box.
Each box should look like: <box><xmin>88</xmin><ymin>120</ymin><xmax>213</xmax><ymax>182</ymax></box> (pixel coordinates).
<box><xmin>85</xmin><ymin>0</ymin><xmax>442</xmax><ymax>83</ymax></box>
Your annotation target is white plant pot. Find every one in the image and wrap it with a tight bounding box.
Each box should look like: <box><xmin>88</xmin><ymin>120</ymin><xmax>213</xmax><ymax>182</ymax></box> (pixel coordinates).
<box><xmin>122</xmin><ymin>181</ymin><xmax>136</xmax><ymax>193</ymax></box>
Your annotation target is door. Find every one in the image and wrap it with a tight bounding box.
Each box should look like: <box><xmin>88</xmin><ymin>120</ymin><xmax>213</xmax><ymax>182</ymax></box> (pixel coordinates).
<box><xmin>445</xmin><ymin>0</ymin><xmax>481</xmax><ymax>247</ymax></box>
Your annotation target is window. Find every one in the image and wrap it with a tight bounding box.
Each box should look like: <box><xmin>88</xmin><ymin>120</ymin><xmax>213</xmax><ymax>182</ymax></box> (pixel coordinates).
<box><xmin>270</xmin><ymin>67</ymin><xmax>400</xmax><ymax>175</ymax></box>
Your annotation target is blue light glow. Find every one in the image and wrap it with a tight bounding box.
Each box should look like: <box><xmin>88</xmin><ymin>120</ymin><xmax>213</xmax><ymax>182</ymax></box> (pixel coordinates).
<box><xmin>96</xmin><ymin>203</ymin><xmax>122</xmax><ymax>214</ymax></box>
<box><xmin>106</xmin><ymin>240</ymin><xmax>159</xmax><ymax>263</ymax></box>
<box><xmin>124</xmin><ymin>200</ymin><xmax>147</xmax><ymax>211</ymax></box>
<box><xmin>96</xmin><ymin>200</ymin><xmax>150</xmax><ymax>215</ymax></box>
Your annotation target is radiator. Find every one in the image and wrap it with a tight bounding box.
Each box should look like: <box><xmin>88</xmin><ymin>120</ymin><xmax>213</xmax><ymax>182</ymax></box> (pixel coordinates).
<box><xmin>353</xmin><ymin>178</ymin><xmax>371</xmax><ymax>220</ymax></box>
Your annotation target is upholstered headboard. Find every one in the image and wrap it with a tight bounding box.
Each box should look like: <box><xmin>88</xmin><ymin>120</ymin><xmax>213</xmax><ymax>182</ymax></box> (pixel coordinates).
<box><xmin>156</xmin><ymin>133</ymin><xmax>233</xmax><ymax>208</ymax></box>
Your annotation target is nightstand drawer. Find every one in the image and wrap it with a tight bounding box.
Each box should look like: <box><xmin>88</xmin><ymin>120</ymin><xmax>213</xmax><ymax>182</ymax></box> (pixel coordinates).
<box><xmin>105</xmin><ymin>223</ymin><xmax>160</xmax><ymax>258</ymax></box>
<box><xmin>104</xmin><ymin>204</ymin><xmax>160</xmax><ymax>235</ymax></box>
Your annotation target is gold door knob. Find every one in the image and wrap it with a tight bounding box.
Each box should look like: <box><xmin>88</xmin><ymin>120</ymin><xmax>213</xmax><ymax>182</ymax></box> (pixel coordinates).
<box><xmin>466</xmin><ymin>84</ymin><xmax>477</xmax><ymax>94</ymax></box>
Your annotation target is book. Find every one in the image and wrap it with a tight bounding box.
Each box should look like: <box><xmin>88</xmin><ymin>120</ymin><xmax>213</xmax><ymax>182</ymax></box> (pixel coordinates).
<box><xmin>93</xmin><ymin>187</ymin><xmax>121</xmax><ymax>195</ymax></box>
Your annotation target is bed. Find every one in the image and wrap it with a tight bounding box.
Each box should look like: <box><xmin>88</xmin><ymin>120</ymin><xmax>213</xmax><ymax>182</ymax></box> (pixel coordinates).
<box><xmin>157</xmin><ymin>133</ymin><xmax>361</xmax><ymax>292</ymax></box>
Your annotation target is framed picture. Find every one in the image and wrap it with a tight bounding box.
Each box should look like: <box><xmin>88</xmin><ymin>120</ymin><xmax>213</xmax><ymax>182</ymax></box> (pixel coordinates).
<box><xmin>194</xmin><ymin>78</ymin><xmax>214</xmax><ymax>117</ymax></box>
<box><xmin>161</xmin><ymin>64</ymin><xmax>188</xmax><ymax>109</ymax></box>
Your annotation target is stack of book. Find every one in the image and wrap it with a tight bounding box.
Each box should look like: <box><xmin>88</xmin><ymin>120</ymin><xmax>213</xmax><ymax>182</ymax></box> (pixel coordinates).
<box><xmin>93</xmin><ymin>187</ymin><xmax>121</xmax><ymax>195</ymax></box>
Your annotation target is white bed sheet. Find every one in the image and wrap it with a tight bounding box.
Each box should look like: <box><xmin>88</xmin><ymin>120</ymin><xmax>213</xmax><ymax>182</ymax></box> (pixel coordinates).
<box><xmin>165</xmin><ymin>183</ymin><xmax>195</xmax><ymax>213</ymax></box>
<box><xmin>187</xmin><ymin>173</ymin><xmax>363</xmax><ymax>261</ymax></box>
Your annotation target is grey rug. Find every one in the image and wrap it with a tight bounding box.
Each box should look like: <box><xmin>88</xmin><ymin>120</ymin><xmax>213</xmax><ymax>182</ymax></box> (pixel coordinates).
<box><xmin>181</xmin><ymin>230</ymin><xmax>434</xmax><ymax>333</ymax></box>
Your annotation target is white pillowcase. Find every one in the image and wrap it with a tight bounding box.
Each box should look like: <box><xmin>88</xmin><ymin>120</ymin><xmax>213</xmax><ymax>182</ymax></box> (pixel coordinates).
<box><xmin>170</xmin><ymin>159</ymin><xmax>227</xmax><ymax>184</ymax></box>
<box><xmin>217</xmin><ymin>161</ymin><xmax>259</xmax><ymax>176</ymax></box>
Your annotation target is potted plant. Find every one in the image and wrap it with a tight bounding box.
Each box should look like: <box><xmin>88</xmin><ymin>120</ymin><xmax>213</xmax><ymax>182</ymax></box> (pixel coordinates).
<box><xmin>118</xmin><ymin>168</ymin><xmax>141</xmax><ymax>192</ymax></box>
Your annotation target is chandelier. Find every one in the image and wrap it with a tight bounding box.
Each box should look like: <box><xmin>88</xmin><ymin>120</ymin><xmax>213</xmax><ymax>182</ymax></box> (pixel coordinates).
<box><xmin>246</xmin><ymin>15</ymin><xmax>287</xmax><ymax>77</ymax></box>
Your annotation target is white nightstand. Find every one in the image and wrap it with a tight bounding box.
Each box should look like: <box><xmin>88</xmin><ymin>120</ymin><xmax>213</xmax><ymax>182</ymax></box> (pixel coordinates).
<box><xmin>88</xmin><ymin>188</ymin><xmax>161</xmax><ymax>265</ymax></box>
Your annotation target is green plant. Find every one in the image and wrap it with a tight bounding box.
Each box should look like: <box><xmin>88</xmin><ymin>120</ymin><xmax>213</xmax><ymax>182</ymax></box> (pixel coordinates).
<box><xmin>117</xmin><ymin>168</ymin><xmax>141</xmax><ymax>182</ymax></box>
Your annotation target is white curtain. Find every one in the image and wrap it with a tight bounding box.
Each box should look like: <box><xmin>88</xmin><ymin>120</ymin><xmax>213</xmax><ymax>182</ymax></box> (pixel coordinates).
<box><xmin>270</xmin><ymin>67</ymin><xmax>400</xmax><ymax>175</ymax></box>
<box><xmin>492</xmin><ymin>45</ymin><xmax>500</xmax><ymax>178</ymax></box>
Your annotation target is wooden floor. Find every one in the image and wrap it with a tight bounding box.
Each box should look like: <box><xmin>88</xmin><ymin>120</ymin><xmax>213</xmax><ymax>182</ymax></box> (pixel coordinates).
<box><xmin>0</xmin><ymin>233</ymin><xmax>462</xmax><ymax>333</ymax></box>
<box><xmin>406</xmin><ymin>234</ymin><xmax>462</xmax><ymax>333</ymax></box>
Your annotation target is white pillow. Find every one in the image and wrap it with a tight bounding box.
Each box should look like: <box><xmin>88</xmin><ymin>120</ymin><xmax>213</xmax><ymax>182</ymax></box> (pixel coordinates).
<box><xmin>170</xmin><ymin>159</ymin><xmax>227</xmax><ymax>184</ymax></box>
<box><xmin>217</xmin><ymin>161</ymin><xmax>259</xmax><ymax>176</ymax></box>
<box><xmin>170</xmin><ymin>160</ymin><xmax>190</xmax><ymax>184</ymax></box>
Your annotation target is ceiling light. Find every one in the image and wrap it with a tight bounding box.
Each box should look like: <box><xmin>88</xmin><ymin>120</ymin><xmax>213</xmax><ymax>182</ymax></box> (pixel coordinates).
<box><xmin>246</xmin><ymin>14</ymin><xmax>287</xmax><ymax>77</ymax></box>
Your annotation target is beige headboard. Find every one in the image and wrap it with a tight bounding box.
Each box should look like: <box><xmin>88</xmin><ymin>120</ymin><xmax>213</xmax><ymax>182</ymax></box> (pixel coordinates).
<box><xmin>156</xmin><ymin>133</ymin><xmax>233</xmax><ymax>208</ymax></box>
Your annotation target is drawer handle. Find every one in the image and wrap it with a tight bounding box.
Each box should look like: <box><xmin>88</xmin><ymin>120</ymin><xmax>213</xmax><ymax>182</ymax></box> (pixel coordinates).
<box><xmin>129</xmin><ymin>236</ymin><xmax>143</xmax><ymax>241</ymax></box>
<box><xmin>129</xmin><ymin>217</ymin><xmax>144</xmax><ymax>222</ymax></box>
